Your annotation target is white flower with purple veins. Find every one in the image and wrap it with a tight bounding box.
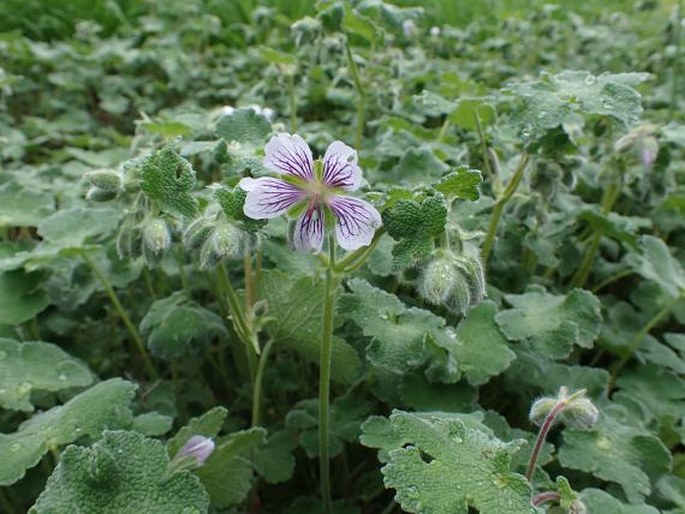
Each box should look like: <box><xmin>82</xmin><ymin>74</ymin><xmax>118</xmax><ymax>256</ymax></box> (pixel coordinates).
<box><xmin>240</xmin><ymin>133</ymin><xmax>381</xmax><ymax>253</ymax></box>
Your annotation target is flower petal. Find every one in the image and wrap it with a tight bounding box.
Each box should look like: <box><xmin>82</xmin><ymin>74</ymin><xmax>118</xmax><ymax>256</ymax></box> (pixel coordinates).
<box><xmin>293</xmin><ymin>206</ymin><xmax>324</xmax><ymax>253</ymax></box>
<box><xmin>264</xmin><ymin>133</ymin><xmax>314</xmax><ymax>181</ymax></box>
<box><xmin>322</xmin><ymin>141</ymin><xmax>362</xmax><ymax>190</ymax></box>
<box><xmin>240</xmin><ymin>177</ymin><xmax>305</xmax><ymax>219</ymax></box>
<box><xmin>328</xmin><ymin>195</ymin><xmax>381</xmax><ymax>251</ymax></box>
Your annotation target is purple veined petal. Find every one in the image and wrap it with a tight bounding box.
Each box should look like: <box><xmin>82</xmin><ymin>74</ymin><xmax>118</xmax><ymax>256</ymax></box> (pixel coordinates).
<box><xmin>322</xmin><ymin>141</ymin><xmax>362</xmax><ymax>191</ymax></box>
<box><xmin>293</xmin><ymin>205</ymin><xmax>325</xmax><ymax>253</ymax></box>
<box><xmin>240</xmin><ymin>177</ymin><xmax>305</xmax><ymax>219</ymax></box>
<box><xmin>264</xmin><ymin>133</ymin><xmax>314</xmax><ymax>181</ymax></box>
<box><xmin>328</xmin><ymin>195</ymin><xmax>382</xmax><ymax>251</ymax></box>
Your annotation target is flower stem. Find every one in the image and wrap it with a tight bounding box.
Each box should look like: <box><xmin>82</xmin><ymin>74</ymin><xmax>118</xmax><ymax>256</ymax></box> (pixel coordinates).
<box><xmin>80</xmin><ymin>251</ymin><xmax>157</xmax><ymax>381</ymax></box>
<box><xmin>526</xmin><ymin>399</ymin><xmax>567</xmax><ymax>483</ymax></box>
<box><xmin>319</xmin><ymin>235</ymin><xmax>338</xmax><ymax>514</ymax></box>
<box><xmin>333</xmin><ymin>228</ymin><xmax>386</xmax><ymax>273</ymax></box>
<box><xmin>251</xmin><ymin>337</ymin><xmax>276</xmax><ymax>427</ymax></box>
<box><xmin>669</xmin><ymin>0</ymin><xmax>683</xmax><ymax>121</ymax></box>
<box><xmin>216</xmin><ymin>264</ymin><xmax>258</xmax><ymax>377</ymax></box>
<box><xmin>532</xmin><ymin>491</ymin><xmax>561</xmax><ymax>507</ymax></box>
<box><xmin>345</xmin><ymin>43</ymin><xmax>366</xmax><ymax>152</ymax></box>
<box><xmin>481</xmin><ymin>153</ymin><xmax>530</xmax><ymax>262</ymax></box>
<box><xmin>287</xmin><ymin>72</ymin><xmax>298</xmax><ymax>133</ymax></box>
<box><xmin>570</xmin><ymin>179</ymin><xmax>622</xmax><ymax>288</ymax></box>
<box><xmin>609</xmin><ymin>293</ymin><xmax>682</xmax><ymax>386</ymax></box>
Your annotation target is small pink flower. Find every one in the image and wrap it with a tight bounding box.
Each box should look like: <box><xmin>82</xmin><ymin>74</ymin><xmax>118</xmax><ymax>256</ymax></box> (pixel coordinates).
<box><xmin>240</xmin><ymin>133</ymin><xmax>381</xmax><ymax>253</ymax></box>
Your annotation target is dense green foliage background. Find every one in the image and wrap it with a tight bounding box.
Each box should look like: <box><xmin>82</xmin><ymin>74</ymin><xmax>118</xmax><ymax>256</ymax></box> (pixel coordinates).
<box><xmin>0</xmin><ymin>0</ymin><xmax>684</xmax><ymax>513</ymax></box>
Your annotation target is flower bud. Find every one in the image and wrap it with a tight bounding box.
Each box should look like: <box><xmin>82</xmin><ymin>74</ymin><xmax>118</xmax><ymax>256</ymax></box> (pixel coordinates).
<box><xmin>116</xmin><ymin>222</ymin><xmax>142</xmax><ymax>259</ymax></box>
<box><xmin>142</xmin><ymin>218</ymin><xmax>171</xmax><ymax>267</ymax></box>
<box><xmin>430</xmin><ymin>26</ymin><xmax>441</xmax><ymax>37</ymax></box>
<box><xmin>86</xmin><ymin>187</ymin><xmax>117</xmax><ymax>202</ymax></box>
<box><xmin>419</xmin><ymin>255</ymin><xmax>459</xmax><ymax>305</ymax></box>
<box><xmin>183</xmin><ymin>217</ymin><xmax>214</xmax><ymax>251</ymax></box>
<box><xmin>177</xmin><ymin>435</ymin><xmax>215</xmax><ymax>466</ymax></box>
<box><xmin>570</xmin><ymin>500</ymin><xmax>588</xmax><ymax>514</ymax></box>
<box><xmin>85</xmin><ymin>169</ymin><xmax>122</xmax><ymax>192</ymax></box>
<box><xmin>529</xmin><ymin>396</ymin><xmax>559</xmax><ymax>426</ymax></box>
<box><xmin>402</xmin><ymin>19</ymin><xmax>417</xmax><ymax>38</ymax></box>
<box><xmin>561</xmin><ymin>397</ymin><xmax>599</xmax><ymax>429</ymax></box>
<box><xmin>199</xmin><ymin>224</ymin><xmax>243</xmax><ymax>270</ymax></box>
<box><xmin>167</xmin><ymin>435</ymin><xmax>215</xmax><ymax>474</ymax></box>
<box><xmin>448</xmin><ymin>269</ymin><xmax>472</xmax><ymax>315</ymax></box>
<box><xmin>459</xmin><ymin>243</ymin><xmax>487</xmax><ymax>303</ymax></box>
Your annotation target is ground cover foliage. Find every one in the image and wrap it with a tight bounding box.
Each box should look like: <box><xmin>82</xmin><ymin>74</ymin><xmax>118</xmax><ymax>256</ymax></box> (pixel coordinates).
<box><xmin>0</xmin><ymin>0</ymin><xmax>684</xmax><ymax>512</ymax></box>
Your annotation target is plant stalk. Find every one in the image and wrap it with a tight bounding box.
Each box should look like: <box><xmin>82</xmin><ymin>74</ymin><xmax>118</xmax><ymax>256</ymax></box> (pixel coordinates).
<box><xmin>80</xmin><ymin>251</ymin><xmax>157</xmax><ymax>380</ymax></box>
<box><xmin>345</xmin><ymin>43</ymin><xmax>366</xmax><ymax>152</ymax></box>
<box><xmin>531</xmin><ymin>491</ymin><xmax>561</xmax><ymax>507</ymax></box>
<box><xmin>610</xmin><ymin>293</ymin><xmax>682</xmax><ymax>385</ymax></box>
<box><xmin>319</xmin><ymin>235</ymin><xmax>338</xmax><ymax>514</ymax></box>
<box><xmin>252</xmin><ymin>338</ymin><xmax>276</xmax><ymax>427</ymax></box>
<box><xmin>287</xmin><ymin>72</ymin><xmax>297</xmax><ymax>133</ymax></box>
<box><xmin>526</xmin><ymin>399</ymin><xmax>567</xmax><ymax>482</ymax></box>
<box><xmin>481</xmin><ymin>153</ymin><xmax>530</xmax><ymax>262</ymax></box>
<box><xmin>670</xmin><ymin>0</ymin><xmax>683</xmax><ymax>120</ymax></box>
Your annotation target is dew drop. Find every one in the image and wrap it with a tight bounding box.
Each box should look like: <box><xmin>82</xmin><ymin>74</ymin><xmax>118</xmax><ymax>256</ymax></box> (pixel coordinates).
<box><xmin>10</xmin><ymin>443</ymin><xmax>21</xmax><ymax>452</ymax></box>
<box><xmin>58</xmin><ymin>373</ymin><xmax>68</xmax><ymax>381</ymax></box>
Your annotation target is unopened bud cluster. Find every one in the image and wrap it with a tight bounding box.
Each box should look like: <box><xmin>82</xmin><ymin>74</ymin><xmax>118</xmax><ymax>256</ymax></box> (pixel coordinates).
<box><xmin>417</xmin><ymin>243</ymin><xmax>486</xmax><ymax>314</ymax></box>
<box><xmin>85</xmin><ymin>169</ymin><xmax>122</xmax><ymax>202</ymax></box>
<box><xmin>117</xmin><ymin>215</ymin><xmax>175</xmax><ymax>268</ymax></box>
<box><xmin>183</xmin><ymin>210</ymin><xmax>247</xmax><ymax>270</ymax></box>
<box><xmin>529</xmin><ymin>387</ymin><xmax>599</xmax><ymax>430</ymax></box>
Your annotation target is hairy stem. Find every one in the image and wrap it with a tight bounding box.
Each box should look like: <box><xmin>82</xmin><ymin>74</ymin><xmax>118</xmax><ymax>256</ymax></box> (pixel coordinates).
<box><xmin>334</xmin><ymin>228</ymin><xmax>386</xmax><ymax>273</ymax></box>
<box><xmin>252</xmin><ymin>337</ymin><xmax>276</xmax><ymax>427</ymax></box>
<box><xmin>345</xmin><ymin>43</ymin><xmax>366</xmax><ymax>152</ymax></box>
<box><xmin>532</xmin><ymin>491</ymin><xmax>561</xmax><ymax>507</ymax></box>
<box><xmin>526</xmin><ymin>400</ymin><xmax>567</xmax><ymax>482</ymax></box>
<box><xmin>80</xmin><ymin>251</ymin><xmax>157</xmax><ymax>380</ymax></box>
<box><xmin>670</xmin><ymin>0</ymin><xmax>683</xmax><ymax>120</ymax></box>
<box><xmin>481</xmin><ymin>153</ymin><xmax>530</xmax><ymax>262</ymax></box>
<box><xmin>287</xmin><ymin>72</ymin><xmax>297</xmax><ymax>133</ymax></box>
<box><xmin>610</xmin><ymin>294</ymin><xmax>682</xmax><ymax>386</ymax></box>
<box><xmin>571</xmin><ymin>179</ymin><xmax>622</xmax><ymax>288</ymax></box>
<box><xmin>216</xmin><ymin>264</ymin><xmax>258</xmax><ymax>378</ymax></box>
<box><xmin>319</xmin><ymin>235</ymin><xmax>338</xmax><ymax>514</ymax></box>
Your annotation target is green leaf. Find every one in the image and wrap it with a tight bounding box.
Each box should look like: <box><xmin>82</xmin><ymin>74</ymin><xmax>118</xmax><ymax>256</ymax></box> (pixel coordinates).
<box><xmin>580</xmin><ymin>488</ymin><xmax>660</xmax><ymax>514</ymax></box>
<box><xmin>507</xmin><ymin>70</ymin><xmax>650</xmax><ymax>141</ymax></box>
<box><xmin>0</xmin><ymin>182</ymin><xmax>55</xmax><ymax>227</ymax></box>
<box><xmin>577</xmin><ymin>210</ymin><xmax>652</xmax><ymax>247</ymax></box>
<box><xmin>0</xmin><ymin>338</ymin><xmax>92</xmax><ymax>412</ymax></box>
<box><xmin>364</xmin><ymin>411</ymin><xmax>536</xmax><ymax>514</ymax></box>
<box><xmin>139</xmin><ymin>146</ymin><xmax>199</xmax><ymax>218</ymax></box>
<box><xmin>214</xmin><ymin>185</ymin><xmax>268</xmax><ymax>233</ymax></box>
<box><xmin>196</xmin><ymin>427</ymin><xmax>266</xmax><ymax>508</ymax></box>
<box><xmin>131</xmin><ymin>412</ymin><xmax>174</xmax><ymax>437</ymax></box>
<box><xmin>495</xmin><ymin>286</ymin><xmax>602</xmax><ymax>359</ymax></box>
<box><xmin>339</xmin><ymin>278</ymin><xmax>459</xmax><ymax>382</ymax></box>
<box><xmin>444</xmin><ymin>302</ymin><xmax>516</xmax><ymax>386</ymax></box>
<box><xmin>38</xmin><ymin>207</ymin><xmax>120</xmax><ymax>250</ymax></box>
<box><xmin>139</xmin><ymin>291</ymin><xmax>227</xmax><ymax>361</ymax></box>
<box><xmin>0</xmin><ymin>378</ymin><xmax>137</xmax><ymax>485</ymax></box>
<box><xmin>30</xmin><ymin>430</ymin><xmax>209</xmax><ymax>514</ymax></box>
<box><xmin>259</xmin><ymin>270</ymin><xmax>361</xmax><ymax>384</ymax></box>
<box><xmin>343</xmin><ymin>5</ymin><xmax>380</xmax><ymax>43</ymax></box>
<box><xmin>285</xmin><ymin>395</ymin><xmax>371</xmax><ymax>458</ymax></box>
<box><xmin>626</xmin><ymin>235</ymin><xmax>685</xmax><ymax>299</ymax></box>
<box><xmin>382</xmin><ymin>193</ymin><xmax>448</xmax><ymax>270</ymax></box>
<box><xmin>167</xmin><ymin>406</ymin><xmax>228</xmax><ymax>457</ymax></box>
<box><xmin>558</xmin><ymin>405</ymin><xmax>671</xmax><ymax>504</ymax></box>
<box><xmin>0</xmin><ymin>269</ymin><xmax>50</xmax><ymax>325</ymax></box>
<box><xmin>447</xmin><ymin>98</ymin><xmax>497</xmax><ymax>130</ymax></box>
<box><xmin>215</xmin><ymin>108</ymin><xmax>271</xmax><ymax>146</ymax></box>
<box><xmin>434</xmin><ymin>166</ymin><xmax>482</xmax><ymax>201</ymax></box>
<box><xmin>260</xmin><ymin>46</ymin><xmax>297</xmax><ymax>66</ymax></box>
<box><xmin>253</xmin><ymin>430</ymin><xmax>298</xmax><ymax>484</ymax></box>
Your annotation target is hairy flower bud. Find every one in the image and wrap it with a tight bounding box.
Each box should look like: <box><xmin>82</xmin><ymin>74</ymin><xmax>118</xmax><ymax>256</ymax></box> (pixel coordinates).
<box><xmin>529</xmin><ymin>396</ymin><xmax>559</xmax><ymax>427</ymax></box>
<box><xmin>183</xmin><ymin>217</ymin><xmax>215</xmax><ymax>251</ymax></box>
<box><xmin>142</xmin><ymin>218</ymin><xmax>171</xmax><ymax>267</ymax></box>
<box><xmin>200</xmin><ymin>224</ymin><xmax>243</xmax><ymax>270</ymax></box>
<box><xmin>85</xmin><ymin>169</ymin><xmax>122</xmax><ymax>192</ymax></box>
<box><xmin>86</xmin><ymin>187</ymin><xmax>117</xmax><ymax>202</ymax></box>
<box><xmin>561</xmin><ymin>397</ymin><xmax>599</xmax><ymax>429</ymax></box>
<box><xmin>116</xmin><ymin>222</ymin><xmax>142</xmax><ymax>259</ymax></box>
<box><xmin>459</xmin><ymin>243</ymin><xmax>487</xmax><ymax>303</ymax></box>
<box><xmin>419</xmin><ymin>255</ymin><xmax>459</xmax><ymax>305</ymax></box>
<box><xmin>167</xmin><ymin>435</ymin><xmax>215</xmax><ymax>475</ymax></box>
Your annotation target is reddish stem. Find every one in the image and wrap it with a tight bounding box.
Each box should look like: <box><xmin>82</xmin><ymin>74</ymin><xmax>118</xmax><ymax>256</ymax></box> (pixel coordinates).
<box><xmin>525</xmin><ymin>400</ymin><xmax>567</xmax><ymax>482</ymax></box>
<box><xmin>532</xmin><ymin>491</ymin><xmax>561</xmax><ymax>507</ymax></box>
